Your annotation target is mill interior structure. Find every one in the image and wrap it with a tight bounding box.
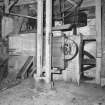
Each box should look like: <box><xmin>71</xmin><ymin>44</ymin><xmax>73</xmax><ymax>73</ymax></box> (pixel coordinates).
<box><xmin>0</xmin><ymin>0</ymin><xmax>105</xmax><ymax>105</ymax></box>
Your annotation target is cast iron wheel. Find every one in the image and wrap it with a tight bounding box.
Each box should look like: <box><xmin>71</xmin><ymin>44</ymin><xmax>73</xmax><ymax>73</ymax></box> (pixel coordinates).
<box><xmin>62</xmin><ymin>37</ymin><xmax>78</xmax><ymax>61</ymax></box>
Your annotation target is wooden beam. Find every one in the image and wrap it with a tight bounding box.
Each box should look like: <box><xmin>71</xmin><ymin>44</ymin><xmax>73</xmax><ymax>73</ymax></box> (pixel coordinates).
<box><xmin>52</xmin><ymin>24</ymin><xmax>72</xmax><ymax>31</ymax></box>
<box><xmin>8</xmin><ymin>13</ymin><xmax>37</xmax><ymax>19</ymax></box>
<box><xmin>16</xmin><ymin>0</ymin><xmax>37</xmax><ymax>6</ymax></box>
<box><xmin>81</xmin><ymin>0</ymin><xmax>96</xmax><ymax>8</ymax></box>
<box><xmin>95</xmin><ymin>0</ymin><xmax>102</xmax><ymax>85</ymax></box>
<box><xmin>45</xmin><ymin>0</ymin><xmax>52</xmax><ymax>83</ymax></box>
<box><xmin>36</xmin><ymin>0</ymin><xmax>43</xmax><ymax>77</ymax></box>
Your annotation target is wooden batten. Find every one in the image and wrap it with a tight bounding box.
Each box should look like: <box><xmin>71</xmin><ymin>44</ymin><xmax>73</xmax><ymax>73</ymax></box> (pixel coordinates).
<box><xmin>36</xmin><ymin>0</ymin><xmax>43</xmax><ymax>77</ymax></box>
<box><xmin>45</xmin><ymin>0</ymin><xmax>52</xmax><ymax>83</ymax></box>
<box><xmin>95</xmin><ymin>0</ymin><xmax>102</xmax><ymax>85</ymax></box>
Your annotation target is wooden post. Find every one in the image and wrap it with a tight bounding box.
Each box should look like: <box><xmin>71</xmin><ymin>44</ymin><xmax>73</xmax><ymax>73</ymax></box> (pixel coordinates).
<box><xmin>95</xmin><ymin>0</ymin><xmax>102</xmax><ymax>85</ymax></box>
<box><xmin>36</xmin><ymin>0</ymin><xmax>43</xmax><ymax>77</ymax></box>
<box><xmin>45</xmin><ymin>0</ymin><xmax>52</xmax><ymax>83</ymax></box>
<box><xmin>4</xmin><ymin>0</ymin><xmax>9</xmax><ymax>13</ymax></box>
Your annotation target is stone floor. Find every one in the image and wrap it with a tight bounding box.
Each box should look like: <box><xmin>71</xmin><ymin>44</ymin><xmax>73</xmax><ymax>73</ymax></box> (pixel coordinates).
<box><xmin>0</xmin><ymin>78</ymin><xmax>105</xmax><ymax>105</ymax></box>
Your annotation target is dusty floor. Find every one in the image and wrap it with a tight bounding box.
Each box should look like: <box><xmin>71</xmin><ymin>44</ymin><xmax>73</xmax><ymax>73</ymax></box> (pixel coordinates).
<box><xmin>0</xmin><ymin>78</ymin><xmax>105</xmax><ymax>105</ymax></box>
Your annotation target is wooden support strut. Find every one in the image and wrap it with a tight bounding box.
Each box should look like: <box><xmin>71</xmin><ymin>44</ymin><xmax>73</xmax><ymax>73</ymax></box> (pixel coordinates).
<box><xmin>8</xmin><ymin>13</ymin><xmax>37</xmax><ymax>20</ymax></box>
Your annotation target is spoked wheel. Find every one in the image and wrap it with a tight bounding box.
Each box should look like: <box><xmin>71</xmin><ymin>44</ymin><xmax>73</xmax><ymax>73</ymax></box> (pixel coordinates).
<box><xmin>62</xmin><ymin>37</ymin><xmax>78</xmax><ymax>61</ymax></box>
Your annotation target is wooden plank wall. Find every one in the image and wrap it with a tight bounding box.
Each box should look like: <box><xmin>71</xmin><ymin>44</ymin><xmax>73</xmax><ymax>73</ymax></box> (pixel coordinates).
<box><xmin>9</xmin><ymin>33</ymin><xmax>37</xmax><ymax>56</ymax></box>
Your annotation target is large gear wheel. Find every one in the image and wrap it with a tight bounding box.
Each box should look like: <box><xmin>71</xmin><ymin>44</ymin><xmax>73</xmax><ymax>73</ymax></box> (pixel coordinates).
<box><xmin>62</xmin><ymin>37</ymin><xmax>78</xmax><ymax>61</ymax></box>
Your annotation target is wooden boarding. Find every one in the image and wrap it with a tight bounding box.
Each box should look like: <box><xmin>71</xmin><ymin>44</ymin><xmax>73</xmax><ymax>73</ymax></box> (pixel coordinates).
<box><xmin>63</xmin><ymin>35</ymin><xmax>82</xmax><ymax>85</ymax></box>
<box><xmin>9</xmin><ymin>33</ymin><xmax>36</xmax><ymax>56</ymax></box>
<box><xmin>8</xmin><ymin>33</ymin><xmax>36</xmax><ymax>80</ymax></box>
<box><xmin>9</xmin><ymin>33</ymin><xmax>65</xmax><ymax>70</ymax></box>
<box><xmin>81</xmin><ymin>0</ymin><xmax>95</xmax><ymax>8</ymax></box>
<box><xmin>52</xmin><ymin>36</ymin><xmax>65</xmax><ymax>69</ymax></box>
